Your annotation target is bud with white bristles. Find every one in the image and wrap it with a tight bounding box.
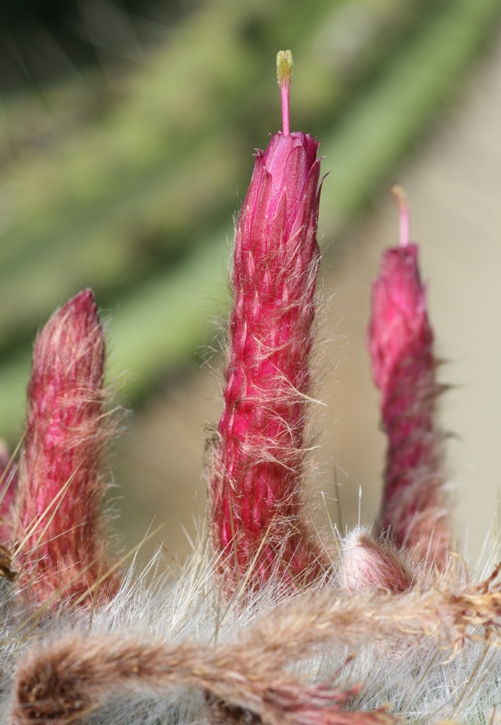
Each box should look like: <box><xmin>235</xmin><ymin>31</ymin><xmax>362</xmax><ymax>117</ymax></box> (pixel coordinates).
<box><xmin>12</xmin><ymin>289</ymin><xmax>119</xmax><ymax>608</ymax></box>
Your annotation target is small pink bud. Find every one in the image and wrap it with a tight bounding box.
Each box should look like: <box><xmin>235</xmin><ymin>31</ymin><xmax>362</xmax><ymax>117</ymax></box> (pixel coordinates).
<box><xmin>367</xmin><ymin>188</ymin><xmax>450</xmax><ymax>568</ymax></box>
<box><xmin>339</xmin><ymin>530</ymin><xmax>413</xmax><ymax>593</ymax></box>
<box><xmin>209</xmin><ymin>52</ymin><xmax>326</xmax><ymax>595</ymax></box>
<box><xmin>12</xmin><ymin>289</ymin><xmax>118</xmax><ymax>607</ymax></box>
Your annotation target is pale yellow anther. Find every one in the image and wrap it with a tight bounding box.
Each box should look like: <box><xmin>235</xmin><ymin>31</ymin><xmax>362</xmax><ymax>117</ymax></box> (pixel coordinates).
<box><xmin>277</xmin><ymin>50</ymin><xmax>293</xmax><ymax>86</ymax></box>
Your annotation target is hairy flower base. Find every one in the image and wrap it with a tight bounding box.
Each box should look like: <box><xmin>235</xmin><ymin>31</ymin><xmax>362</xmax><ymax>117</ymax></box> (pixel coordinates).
<box><xmin>6</xmin><ymin>535</ymin><xmax>501</xmax><ymax>725</ymax></box>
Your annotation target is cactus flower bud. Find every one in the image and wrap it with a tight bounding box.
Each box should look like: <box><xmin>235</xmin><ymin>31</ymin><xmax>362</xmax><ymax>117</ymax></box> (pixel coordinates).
<box><xmin>367</xmin><ymin>187</ymin><xmax>449</xmax><ymax>569</ymax></box>
<box><xmin>209</xmin><ymin>52</ymin><xmax>326</xmax><ymax>595</ymax></box>
<box><xmin>12</xmin><ymin>289</ymin><xmax>118</xmax><ymax>607</ymax></box>
<box><xmin>339</xmin><ymin>529</ymin><xmax>413</xmax><ymax>594</ymax></box>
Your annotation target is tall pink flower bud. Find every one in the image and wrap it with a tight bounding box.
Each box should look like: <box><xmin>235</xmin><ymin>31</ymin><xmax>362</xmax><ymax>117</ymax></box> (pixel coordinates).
<box><xmin>209</xmin><ymin>52</ymin><xmax>326</xmax><ymax>595</ymax></box>
<box><xmin>367</xmin><ymin>187</ymin><xmax>450</xmax><ymax>569</ymax></box>
<box><xmin>12</xmin><ymin>289</ymin><xmax>118</xmax><ymax>607</ymax></box>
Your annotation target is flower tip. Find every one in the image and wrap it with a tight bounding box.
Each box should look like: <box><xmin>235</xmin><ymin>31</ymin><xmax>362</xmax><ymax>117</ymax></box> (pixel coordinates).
<box><xmin>277</xmin><ymin>50</ymin><xmax>293</xmax><ymax>136</ymax></box>
<box><xmin>69</xmin><ymin>287</ymin><xmax>97</xmax><ymax>314</ymax></box>
<box><xmin>55</xmin><ymin>289</ymin><xmax>100</xmax><ymax>341</ymax></box>
<box><xmin>76</xmin><ymin>287</ymin><xmax>96</xmax><ymax>302</ymax></box>
<box><xmin>391</xmin><ymin>184</ymin><xmax>410</xmax><ymax>247</ymax></box>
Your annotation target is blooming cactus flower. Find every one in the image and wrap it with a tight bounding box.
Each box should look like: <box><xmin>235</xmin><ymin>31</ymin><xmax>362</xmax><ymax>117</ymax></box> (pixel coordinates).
<box><xmin>367</xmin><ymin>187</ymin><xmax>449</xmax><ymax>569</ymax></box>
<box><xmin>209</xmin><ymin>51</ymin><xmax>326</xmax><ymax>594</ymax></box>
<box><xmin>12</xmin><ymin>289</ymin><xmax>118</xmax><ymax>607</ymax></box>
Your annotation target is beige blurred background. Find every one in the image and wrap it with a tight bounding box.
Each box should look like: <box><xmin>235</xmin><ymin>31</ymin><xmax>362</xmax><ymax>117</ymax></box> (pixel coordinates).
<box><xmin>115</xmin><ymin>29</ymin><xmax>501</xmax><ymax>568</ymax></box>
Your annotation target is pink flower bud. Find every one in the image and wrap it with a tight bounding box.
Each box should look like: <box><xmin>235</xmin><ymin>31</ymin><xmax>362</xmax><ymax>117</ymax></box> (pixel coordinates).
<box><xmin>339</xmin><ymin>530</ymin><xmax>413</xmax><ymax>593</ymax></box>
<box><xmin>367</xmin><ymin>188</ymin><xmax>449</xmax><ymax>569</ymax></box>
<box><xmin>209</xmin><ymin>52</ymin><xmax>326</xmax><ymax>595</ymax></box>
<box><xmin>12</xmin><ymin>289</ymin><xmax>118</xmax><ymax>607</ymax></box>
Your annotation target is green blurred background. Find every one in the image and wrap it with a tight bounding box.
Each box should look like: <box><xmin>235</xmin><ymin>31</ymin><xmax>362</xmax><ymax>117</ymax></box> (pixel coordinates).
<box><xmin>1</xmin><ymin>0</ymin><xmax>501</xmax><ymax>565</ymax></box>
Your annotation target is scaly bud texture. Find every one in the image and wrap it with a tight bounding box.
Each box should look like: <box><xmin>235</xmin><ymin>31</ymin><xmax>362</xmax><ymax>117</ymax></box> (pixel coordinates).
<box><xmin>209</xmin><ymin>51</ymin><xmax>325</xmax><ymax>593</ymax></box>
<box><xmin>12</xmin><ymin>289</ymin><xmax>118</xmax><ymax>606</ymax></box>
<box><xmin>367</xmin><ymin>189</ymin><xmax>449</xmax><ymax>568</ymax></box>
